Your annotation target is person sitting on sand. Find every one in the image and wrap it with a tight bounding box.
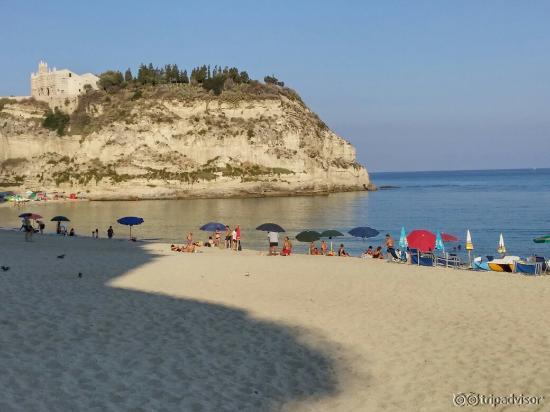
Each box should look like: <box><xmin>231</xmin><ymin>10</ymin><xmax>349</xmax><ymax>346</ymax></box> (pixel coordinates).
<box><xmin>309</xmin><ymin>241</ymin><xmax>318</xmax><ymax>255</ymax></box>
<box><xmin>361</xmin><ymin>246</ymin><xmax>373</xmax><ymax>258</ymax></box>
<box><xmin>372</xmin><ymin>246</ymin><xmax>383</xmax><ymax>259</ymax></box>
<box><xmin>338</xmin><ymin>244</ymin><xmax>350</xmax><ymax>257</ymax></box>
<box><xmin>281</xmin><ymin>237</ymin><xmax>292</xmax><ymax>256</ymax></box>
<box><xmin>320</xmin><ymin>240</ymin><xmax>328</xmax><ymax>255</ymax></box>
<box><xmin>69</xmin><ymin>228</ymin><xmax>75</xmax><ymax>237</ymax></box>
<box><xmin>206</xmin><ymin>236</ymin><xmax>214</xmax><ymax>247</ymax></box>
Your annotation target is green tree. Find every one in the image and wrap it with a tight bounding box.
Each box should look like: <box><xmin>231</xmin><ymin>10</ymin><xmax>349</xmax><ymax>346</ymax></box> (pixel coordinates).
<box><xmin>98</xmin><ymin>70</ymin><xmax>124</xmax><ymax>91</ymax></box>
<box><xmin>43</xmin><ymin>108</ymin><xmax>70</xmax><ymax>136</ymax></box>
<box><xmin>124</xmin><ymin>68</ymin><xmax>133</xmax><ymax>82</ymax></box>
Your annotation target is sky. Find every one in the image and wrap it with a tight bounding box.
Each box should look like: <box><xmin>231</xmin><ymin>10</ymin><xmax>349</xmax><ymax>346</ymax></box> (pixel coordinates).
<box><xmin>1</xmin><ymin>0</ymin><xmax>549</xmax><ymax>172</ymax></box>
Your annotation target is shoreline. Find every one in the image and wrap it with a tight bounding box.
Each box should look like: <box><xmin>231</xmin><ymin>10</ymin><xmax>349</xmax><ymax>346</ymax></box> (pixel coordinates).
<box><xmin>0</xmin><ymin>184</ymin><xmax>377</xmax><ymax>203</ymax></box>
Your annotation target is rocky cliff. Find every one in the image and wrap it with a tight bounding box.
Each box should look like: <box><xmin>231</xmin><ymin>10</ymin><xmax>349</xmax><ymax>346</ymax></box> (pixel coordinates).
<box><xmin>0</xmin><ymin>83</ymin><xmax>374</xmax><ymax>199</ymax></box>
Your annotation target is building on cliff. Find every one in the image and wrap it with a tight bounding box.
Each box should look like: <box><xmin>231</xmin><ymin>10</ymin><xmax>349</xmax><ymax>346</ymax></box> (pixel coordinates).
<box><xmin>30</xmin><ymin>61</ymin><xmax>99</xmax><ymax>110</ymax></box>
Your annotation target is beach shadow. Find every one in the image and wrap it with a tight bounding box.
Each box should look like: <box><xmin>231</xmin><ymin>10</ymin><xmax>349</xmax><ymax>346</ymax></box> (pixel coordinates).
<box><xmin>0</xmin><ymin>234</ymin><xmax>342</xmax><ymax>411</ymax></box>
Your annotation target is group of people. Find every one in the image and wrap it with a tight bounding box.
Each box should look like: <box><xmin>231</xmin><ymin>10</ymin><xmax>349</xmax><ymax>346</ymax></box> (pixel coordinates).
<box><xmin>20</xmin><ymin>218</ymin><xmax>116</xmax><ymax>241</ymax></box>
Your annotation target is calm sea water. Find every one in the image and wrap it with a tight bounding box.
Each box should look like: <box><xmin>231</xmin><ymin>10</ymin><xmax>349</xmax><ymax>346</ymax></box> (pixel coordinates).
<box><xmin>1</xmin><ymin>168</ymin><xmax>549</xmax><ymax>258</ymax></box>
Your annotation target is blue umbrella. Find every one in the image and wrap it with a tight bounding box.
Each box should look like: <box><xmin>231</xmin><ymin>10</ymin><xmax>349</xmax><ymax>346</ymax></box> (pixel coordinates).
<box><xmin>117</xmin><ymin>216</ymin><xmax>144</xmax><ymax>239</ymax></box>
<box><xmin>435</xmin><ymin>231</ymin><xmax>445</xmax><ymax>252</ymax></box>
<box><xmin>399</xmin><ymin>227</ymin><xmax>408</xmax><ymax>248</ymax></box>
<box><xmin>348</xmin><ymin>226</ymin><xmax>379</xmax><ymax>239</ymax></box>
<box><xmin>200</xmin><ymin>222</ymin><xmax>226</xmax><ymax>232</ymax></box>
<box><xmin>256</xmin><ymin>223</ymin><xmax>285</xmax><ymax>232</ymax></box>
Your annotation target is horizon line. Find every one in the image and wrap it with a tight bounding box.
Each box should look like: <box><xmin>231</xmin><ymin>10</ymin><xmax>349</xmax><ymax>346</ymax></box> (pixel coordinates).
<box><xmin>369</xmin><ymin>167</ymin><xmax>550</xmax><ymax>174</ymax></box>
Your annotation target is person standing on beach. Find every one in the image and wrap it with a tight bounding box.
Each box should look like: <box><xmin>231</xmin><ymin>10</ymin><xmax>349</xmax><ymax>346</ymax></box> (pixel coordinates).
<box><xmin>107</xmin><ymin>226</ymin><xmax>114</xmax><ymax>239</ymax></box>
<box><xmin>38</xmin><ymin>220</ymin><xmax>45</xmax><ymax>234</ymax></box>
<box><xmin>224</xmin><ymin>225</ymin><xmax>231</xmax><ymax>249</ymax></box>
<box><xmin>231</xmin><ymin>228</ymin><xmax>237</xmax><ymax>250</ymax></box>
<box><xmin>23</xmin><ymin>216</ymin><xmax>33</xmax><ymax>242</ymax></box>
<box><xmin>187</xmin><ymin>232</ymin><xmax>193</xmax><ymax>246</ymax></box>
<box><xmin>235</xmin><ymin>225</ymin><xmax>241</xmax><ymax>251</ymax></box>
<box><xmin>268</xmin><ymin>231</ymin><xmax>279</xmax><ymax>255</ymax></box>
<box><xmin>385</xmin><ymin>234</ymin><xmax>395</xmax><ymax>260</ymax></box>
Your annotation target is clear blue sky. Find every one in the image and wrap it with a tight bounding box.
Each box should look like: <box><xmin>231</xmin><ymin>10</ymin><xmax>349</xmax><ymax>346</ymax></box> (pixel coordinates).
<box><xmin>1</xmin><ymin>0</ymin><xmax>549</xmax><ymax>172</ymax></box>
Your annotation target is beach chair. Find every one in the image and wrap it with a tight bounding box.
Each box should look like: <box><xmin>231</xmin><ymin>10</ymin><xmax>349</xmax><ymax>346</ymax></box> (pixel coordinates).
<box><xmin>534</xmin><ymin>256</ymin><xmax>548</xmax><ymax>273</ymax></box>
<box><xmin>514</xmin><ymin>261</ymin><xmax>542</xmax><ymax>276</ymax></box>
<box><xmin>411</xmin><ymin>250</ymin><xmax>434</xmax><ymax>266</ymax></box>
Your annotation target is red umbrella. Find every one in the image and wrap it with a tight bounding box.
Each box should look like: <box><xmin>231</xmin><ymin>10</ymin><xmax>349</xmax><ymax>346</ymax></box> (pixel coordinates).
<box><xmin>441</xmin><ymin>233</ymin><xmax>459</xmax><ymax>242</ymax></box>
<box><xmin>407</xmin><ymin>230</ymin><xmax>436</xmax><ymax>252</ymax></box>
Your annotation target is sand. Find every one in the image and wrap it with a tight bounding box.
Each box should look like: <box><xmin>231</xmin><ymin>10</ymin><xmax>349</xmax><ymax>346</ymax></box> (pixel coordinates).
<box><xmin>1</xmin><ymin>230</ymin><xmax>549</xmax><ymax>411</ymax></box>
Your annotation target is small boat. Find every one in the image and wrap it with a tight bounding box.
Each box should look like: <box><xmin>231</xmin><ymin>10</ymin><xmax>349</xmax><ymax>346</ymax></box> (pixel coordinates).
<box><xmin>473</xmin><ymin>256</ymin><xmax>494</xmax><ymax>270</ymax></box>
<box><xmin>487</xmin><ymin>256</ymin><xmax>520</xmax><ymax>272</ymax></box>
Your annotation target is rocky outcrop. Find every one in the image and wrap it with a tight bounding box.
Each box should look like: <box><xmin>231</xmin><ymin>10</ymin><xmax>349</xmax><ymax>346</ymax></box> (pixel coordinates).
<box><xmin>0</xmin><ymin>85</ymin><xmax>374</xmax><ymax>199</ymax></box>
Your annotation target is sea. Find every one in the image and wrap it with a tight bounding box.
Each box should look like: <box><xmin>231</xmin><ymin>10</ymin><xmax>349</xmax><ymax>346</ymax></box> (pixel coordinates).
<box><xmin>1</xmin><ymin>168</ymin><xmax>549</xmax><ymax>259</ymax></box>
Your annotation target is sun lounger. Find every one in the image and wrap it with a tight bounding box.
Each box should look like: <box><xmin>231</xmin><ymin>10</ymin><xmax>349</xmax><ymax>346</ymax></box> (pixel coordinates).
<box><xmin>514</xmin><ymin>261</ymin><xmax>543</xmax><ymax>276</ymax></box>
<box><xmin>410</xmin><ymin>250</ymin><xmax>434</xmax><ymax>266</ymax></box>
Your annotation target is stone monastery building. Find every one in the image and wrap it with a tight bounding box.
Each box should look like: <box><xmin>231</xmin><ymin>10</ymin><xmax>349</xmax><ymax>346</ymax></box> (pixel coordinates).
<box><xmin>31</xmin><ymin>61</ymin><xmax>99</xmax><ymax>107</ymax></box>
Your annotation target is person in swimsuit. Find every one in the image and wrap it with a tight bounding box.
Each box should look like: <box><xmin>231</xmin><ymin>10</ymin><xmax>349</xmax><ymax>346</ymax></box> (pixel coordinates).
<box><xmin>385</xmin><ymin>233</ymin><xmax>395</xmax><ymax>260</ymax></box>
<box><xmin>320</xmin><ymin>240</ymin><xmax>328</xmax><ymax>255</ymax></box>
<box><xmin>281</xmin><ymin>237</ymin><xmax>292</xmax><ymax>256</ymax></box>
<box><xmin>338</xmin><ymin>243</ymin><xmax>350</xmax><ymax>257</ymax></box>
<box><xmin>224</xmin><ymin>226</ymin><xmax>231</xmax><ymax>249</ymax></box>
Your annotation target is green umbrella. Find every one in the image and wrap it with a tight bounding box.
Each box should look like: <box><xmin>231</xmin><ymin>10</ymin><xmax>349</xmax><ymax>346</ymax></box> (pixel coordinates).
<box><xmin>533</xmin><ymin>235</ymin><xmax>550</xmax><ymax>244</ymax></box>
<box><xmin>319</xmin><ymin>230</ymin><xmax>344</xmax><ymax>238</ymax></box>
<box><xmin>319</xmin><ymin>230</ymin><xmax>344</xmax><ymax>253</ymax></box>
<box><xmin>295</xmin><ymin>230</ymin><xmax>321</xmax><ymax>243</ymax></box>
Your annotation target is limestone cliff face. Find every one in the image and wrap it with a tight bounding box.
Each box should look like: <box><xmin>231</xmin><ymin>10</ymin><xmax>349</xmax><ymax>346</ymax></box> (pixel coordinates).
<box><xmin>0</xmin><ymin>85</ymin><xmax>373</xmax><ymax>199</ymax></box>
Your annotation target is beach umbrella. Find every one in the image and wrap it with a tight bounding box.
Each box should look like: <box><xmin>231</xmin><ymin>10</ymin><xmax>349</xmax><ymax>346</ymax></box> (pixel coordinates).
<box><xmin>19</xmin><ymin>212</ymin><xmax>42</xmax><ymax>220</ymax></box>
<box><xmin>497</xmin><ymin>233</ymin><xmax>506</xmax><ymax>255</ymax></box>
<box><xmin>407</xmin><ymin>229</ymin><xmax>436</xmax><ymax>253</ymax></box>
<box><xmin>441</xmin><ymin>233</ymin><xmax>459</xmax><ymax>242</ymax></box>
<box><xmin>200</xmin><ymin>222</ymin><xmax>226</xmax><ymax>232</ymax></box>
<box><xmin>50</xmin><ymin>216</ymin><xmax>70</xmax><ymax>222</ymax></box>
<box><xmin>466</xmin><ymin>230</ymin><xmax>474</xmax><ymax>250</ymax></box>
<box><xmin>117</xmin><ymin>216</ymin><xmax>144</xmax><ymax>239</ymax></box>
<box><xmin>348</xmin><ymin>226</ymin><xmax>379</xmax><ymax>239</ymax></box>
<box><xmin>256</xmin><ymin>223</ymin><xmax>285</xmax><ymax>232</ymax></box>
<box><xmin>435</xmin><ymin>231</ymin><xmax>445</xmax><ymax>252</ymax></box>
<box><xmin>533</xmin><ymin>235</ymin><xmax>550</xmax><ymax>244</ymax></box>
<box><xmin>319</xmin><ymin>230</ymin><xmax>343</xmax><ymax>253</ymax></box>
<box><xmin>295</xmin><ymin>230</ymin><xmax>321</xmax><ymax>243</ymax></box>
<box><xmin>319</xmin><ymin>230</ymin><xmax>344</xmax><ymax>238</ymax></box>
<box><xmin>465</xmin><ymin>230</ymin><xmax>474</xmax><ymax>267</ymax></box>
<box><xmin>399</xmin><ymin>227</ymin><xmax>408</xmax><ymax>248</ymax></box>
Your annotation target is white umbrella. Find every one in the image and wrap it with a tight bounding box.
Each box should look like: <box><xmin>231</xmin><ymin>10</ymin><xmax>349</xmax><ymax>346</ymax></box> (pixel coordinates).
<box><xmin>497</xmin><ymin>233</ymin><xmax>506</xmax><ymax>255</ymax></box>
<box><xmin>466</xmin><ymin>229</ymin><xmax>474</xmax><ymax>267</ymax></box>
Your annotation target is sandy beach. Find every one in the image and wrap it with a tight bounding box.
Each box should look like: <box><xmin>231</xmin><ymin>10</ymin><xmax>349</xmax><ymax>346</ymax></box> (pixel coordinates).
<box><xmin>1</xmin><ymin>230</ymin><xmax>549</xmax><ymax>411</ymax></box>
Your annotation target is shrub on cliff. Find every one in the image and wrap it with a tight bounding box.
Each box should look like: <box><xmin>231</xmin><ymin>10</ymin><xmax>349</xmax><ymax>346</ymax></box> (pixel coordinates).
<box><xmin>43</xmin><ymin>108</ymin><xmax>70</xmax><ymax>136</ymax></box>
<box><xmin>98</xmin><ymin>70</ymin><xmax>124</xmax><ymax>92</ymax></box>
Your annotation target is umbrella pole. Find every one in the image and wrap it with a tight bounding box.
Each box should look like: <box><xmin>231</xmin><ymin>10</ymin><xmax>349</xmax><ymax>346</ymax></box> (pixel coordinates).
<box><xmin>130</xmin><ymin>225</ymin><xmax>132</xmax><ymax>240</ymax></box>
<box><xmin>468</xmin><ymin>250</ymin><xmax>472</xmax><ymax>268</ymax></box>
